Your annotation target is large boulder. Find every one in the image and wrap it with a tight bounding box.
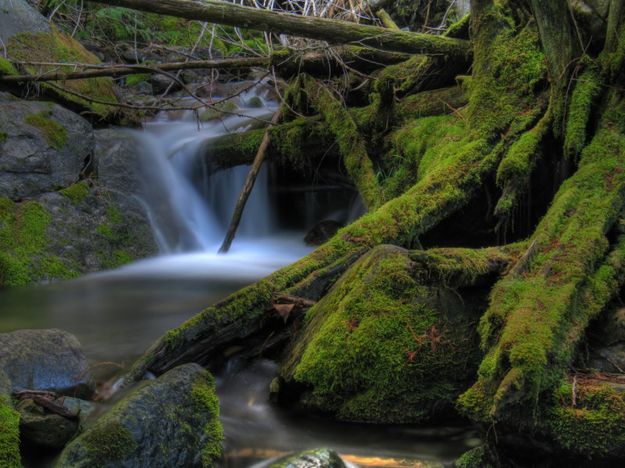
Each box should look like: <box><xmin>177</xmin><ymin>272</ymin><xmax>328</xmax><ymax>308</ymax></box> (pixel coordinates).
<box><xmin>0</xmin><ymin>95</ymin><xmax>93</xmax><ymax>199</ymax></box>
<box><xmin>269</xmin><ymin>449</ymin><xmax>346</xmax><ymax>468</ymax></box>
<box><xmin>280</xmin><ymin>245</ymin><xmax>484</xmax><ymax>423</ymax></box>
<box><xmin>0</xmin><ymin>329</ymin><xmax>93</xmax><ymax>397</ymax></box>
<box><xmin>0</xmin><ymin>0</ymin><xmax>50</xmax><ymax>46</ymax></box>
<box><xmin>56</xmin><ymin>363</ymin><xmax>223</xmax><ymax>468</ymax></box>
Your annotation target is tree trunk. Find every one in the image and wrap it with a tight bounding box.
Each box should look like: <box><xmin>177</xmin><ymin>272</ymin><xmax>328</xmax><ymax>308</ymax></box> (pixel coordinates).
<box><xmin>89</xmin><ymin>0</ymin><xmax>471</xmax><ymax>57</ymax></box>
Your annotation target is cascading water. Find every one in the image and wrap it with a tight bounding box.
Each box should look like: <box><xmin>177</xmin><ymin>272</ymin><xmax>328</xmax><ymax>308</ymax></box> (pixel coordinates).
<box><xmin>133</xmin><ymin>91</ymin><xmax>277</xmax><ymax>253</ymax></box>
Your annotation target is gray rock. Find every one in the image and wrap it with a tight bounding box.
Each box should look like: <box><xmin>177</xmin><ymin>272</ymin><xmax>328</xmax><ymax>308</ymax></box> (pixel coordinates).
<box><xmin>150</xmin><ymin>74</ymin><xmax>183</xmax><ymax>95</ymax></box>
<box><xmin>270</xmin><ymin>449</ymin><xmax>346</xmax><ymax>468</ymax></box>
<box><xmin>0</xmin><ymin>0</ymin><xmax>51</xmax><ymax>46</ymax></box>
<box><xmin>0</xmin><ymin>329</ymin><xmax>93</xmax><ymax>397</ymax></box>
<box><xmin>56</xmin><ymin>363</ymin><xmax>223</xmax><ymax>468</ymax></box>
<box><xmin>304</xmin><ymin>220</ymin><xmax>343</xmax><ymax>246</ymax></box>
<box><xmin>0</xmin><ymin>99</ymin><xmax>93</xmax><ymax>199</ymax></box>
<box><xmin>587</xmin><ymin>306</ymin><xmax>625</xmax><ymax>372</ymax></box>
<box><xmin>17</xmin><ymin>398</ymin><xmax>79</xmax><ymax>448</ymax></box>
<box><xmin>589</xmin><ymin>344</ymin><xmax>625</xmax><ymax>373</ymax></box>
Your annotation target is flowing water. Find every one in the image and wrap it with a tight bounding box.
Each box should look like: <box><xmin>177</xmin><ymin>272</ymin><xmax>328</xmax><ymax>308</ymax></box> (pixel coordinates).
<box><xmin>1</xmin><ymin>86</ymin><xmax>479</xmax><ymax>466</ymax></box>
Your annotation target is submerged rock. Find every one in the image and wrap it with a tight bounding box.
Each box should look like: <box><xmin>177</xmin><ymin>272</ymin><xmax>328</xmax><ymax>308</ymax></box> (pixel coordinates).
<box><xmin>270</xmin><ymin>449</ymin><xmax>346</xmax><ymax>468</ymax></box>
<box><xmin>304</xmin><ymin>220</ymin><xmax>343</xmax><ymax>246</ymax></box>
<box><xmin>56</xmin><ymin>363</ymin><xmax>223</xmax><ymax>468</ymax></box>
<box><xmin>17</xmin><ymin>398</ymin><xmax>79</xmax><ymax>448</ymax></box>
<box><xmin>0</xmin><ymin>329</ymin><xmax>93</xmax><ymax>397</ymax></box>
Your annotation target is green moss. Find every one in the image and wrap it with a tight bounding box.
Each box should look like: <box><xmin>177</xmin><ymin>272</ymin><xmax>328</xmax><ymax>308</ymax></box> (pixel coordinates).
<box><xmin>25</xmin><ymin>111</ymin><xmax>68</xmax><ymax>150</ymax></box>
<box><xmin>59</xmin><ymin>181</ymin><xmax>90</xmax><ymax>205</ymax></box>
<box><xmin>0</xmin><ymin>396</ymin><xmax>21</xmax><ymax>468</ymax></box>
<box><xmin>125</xmin><ymin>73</ymin><xmax>150</xmax><ymax>87</ymax></box>
<box><xmin>0</xmin><ymin>198</ymin><xmax>77</xmax><ymax>287</ymax></box>
<box><xmin>455</xmin><ymin>446</ymin><xmax>494</xmax><ymax>468</ymax></box>
<box><xmin>81</xmin><ymin>420</ymin><xmax>137</xmax><ymax>461</ymax></box>
<box><xmin>467</xmin><ymin>13</ymin><xmax>546</xmax><ymax>139</ymax></box>
<box><xmin>8</xmin><ymin>26</ymin><xmax>118</xmax><ymax>119</ymax></box>
<box><xmin>191</xmin><ymin>375</ymin><xmax>224</xmax><ymax>466</ymax></box>
<box><xmin>0</xmin><ymin>130</ymin><xmax>6</xmax><ymax>144</ymax></box>
<box><xmin>283</xmin><ymin>245</ymin><xmax>486</xmax><ymax>423</ymax></box>
<box><xmin>564</xmin><ymin>66</ymin><xmax>602</xmax><ymax>160</ymax></box>
<box><xmin>0</xmin><ymin>57</ymin><xmax>17</xmax><ymax>76</ymax></box>
<box><xmin>546</xmin><ymin>381</ymin><xmax>625</xmax><ymax>457</ymax></box>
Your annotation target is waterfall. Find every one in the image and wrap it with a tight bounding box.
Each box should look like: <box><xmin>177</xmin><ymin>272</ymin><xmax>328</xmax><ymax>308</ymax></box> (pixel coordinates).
<box><xmin>132</xmin><ymin>88</ymin><xmax>278</xmax><ymax>254</ymax></box>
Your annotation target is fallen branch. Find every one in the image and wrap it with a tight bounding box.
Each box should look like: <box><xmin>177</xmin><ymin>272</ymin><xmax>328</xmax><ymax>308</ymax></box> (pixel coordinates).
<box><xmin>219</xmin><ymin>107</ymin><xmax>283</xmax><ymax>253</ymax></box>
<box><xmin>89</xmin><ymin>0</ymin><xmax>472</xmax><ymax>57</ymax></box>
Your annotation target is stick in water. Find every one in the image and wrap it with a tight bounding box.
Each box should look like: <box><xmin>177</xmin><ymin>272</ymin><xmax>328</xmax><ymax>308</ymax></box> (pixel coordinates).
<box><xmin>219</xmin><ymin>107</ymin><xmax>283</xmax><ymax>253</ymax></box>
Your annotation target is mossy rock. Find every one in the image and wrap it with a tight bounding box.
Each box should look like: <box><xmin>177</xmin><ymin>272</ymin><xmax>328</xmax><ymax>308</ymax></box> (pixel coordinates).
<box><xmin>56</xmin><ymin>363</ymin><xmax>223</xmax><ymax>467</ymax></box>
<box><xmin>281</xmin><ymin>245</ymin><xmax>484</xmax><ymax>423</ymax></box>
<box><xmin>7</xmin><ymin>26</ymin><xmax>118</xmax><ymax>120</ymax></box>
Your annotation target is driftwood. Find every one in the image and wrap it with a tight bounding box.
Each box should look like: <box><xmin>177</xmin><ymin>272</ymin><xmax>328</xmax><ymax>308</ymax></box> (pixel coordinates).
<box><xmin>219</xmin><ymin>108</ymin><xmax>283</xmax><ymax>253</ymax></box>
<box><xmin>89</xmin><ymin>0</ymin><xmax>471</xmax><ymax>57</ymax></box>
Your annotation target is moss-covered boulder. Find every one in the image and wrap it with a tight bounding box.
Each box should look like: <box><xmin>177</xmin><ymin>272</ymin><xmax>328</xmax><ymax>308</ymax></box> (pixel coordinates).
<box><xmin>280</xmin><ymin>244</ymin><xmax>498</xmax><ymax>423</ymax></box>
<box><xmin>0</xmin><ymin>94</ymin><xmax>93</xmax><ymax>200</ymax></box>
<box><xmin>56</xmin><ymin>363</ymin><xmax>223</xmax><ymax>468</ymax></box>
<box><xmin>269</xmin><ymin>448</ymin><xmax>346</xmax><ymax>468</ymax></box>
<box><xmin>0</xmin><ymin>329</ymin><xmax>93</xmax><ymax>397</ymax></box>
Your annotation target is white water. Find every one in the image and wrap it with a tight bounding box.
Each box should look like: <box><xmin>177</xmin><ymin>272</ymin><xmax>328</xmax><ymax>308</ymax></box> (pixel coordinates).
<box><xmin>116</xmin><ymin>88</ymin><xmax>308</xmax><ymax>279</ymax></box>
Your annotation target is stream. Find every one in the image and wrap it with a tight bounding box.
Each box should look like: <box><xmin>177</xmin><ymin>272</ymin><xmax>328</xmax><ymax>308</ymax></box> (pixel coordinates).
<box><xmin>0</xmin><ymin>87</ymin><xmax>480</xmax><ymax>467</ymax></box>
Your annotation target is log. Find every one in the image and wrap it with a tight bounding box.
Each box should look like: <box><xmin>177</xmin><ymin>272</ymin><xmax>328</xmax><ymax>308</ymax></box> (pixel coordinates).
<box><xmin>89</xmin><ymin>0</ymin><xmax>471</xmax><ymax>57</ymax></box>
<box><xmin>1</xmin><ymin>47</ymin><xmax>410</xmax><ymax>84</ymax></box>
<box><xmin>219</xmin><ymin>108</ymin><xmax>283</xmax><ymax>253</ymax></box>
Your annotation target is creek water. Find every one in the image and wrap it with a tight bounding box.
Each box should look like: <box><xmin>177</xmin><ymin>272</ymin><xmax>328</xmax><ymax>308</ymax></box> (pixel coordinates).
<box><xmin>0</xmin><ymin>87</ymin><xmax>479</xmax><ymax>466</ymax></box>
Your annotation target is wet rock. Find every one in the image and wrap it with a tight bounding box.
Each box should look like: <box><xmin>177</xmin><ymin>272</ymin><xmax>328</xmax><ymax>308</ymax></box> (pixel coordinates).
<box><xmin>0</xmin><ymin>0</ymin><xmax>51</xmax><ymax>45</ymax></box>
<box><xmin>17</xmin><ymin>398</ymin><xmax>79</xmax><ymax>449</ymax></box>
<box><xmin>150</xmin><ymin>74</ymin><xmax>183</xmax><ymax>95</ymax></box>
<box><xmin>586</xmin><ymin>306</ymin><xmax>625</xmax><ymax>373</ymax></box>
<box><xmin>270</xmin><ymin>448</ymin><xmax>346</xmax><ymax>468</ymax></box>
<box><xmin>0</xmin><ymin>329</ymin><xmax>93</xmax><ymax>397</ymax></box>
<box><xmin>0</xmin><ymin>99</ymin><xmax>93</xmax><ymax>199</ymax></box>
<box><xmin>304</xmin><ymin>220</ymin><xmax>343</xmax><ymax>246</ymax></box>
<box><xmin>56</xmin><ymin>363</ymin><xmax>223</xmax><ymax>468</ymax></box>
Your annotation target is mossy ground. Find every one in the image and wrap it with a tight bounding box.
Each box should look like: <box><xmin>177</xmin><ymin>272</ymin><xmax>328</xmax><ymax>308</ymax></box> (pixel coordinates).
<box><xmin>0</xmin><ymin>198</ymin><xmax>78</xmax><ymax>287</ymax></box>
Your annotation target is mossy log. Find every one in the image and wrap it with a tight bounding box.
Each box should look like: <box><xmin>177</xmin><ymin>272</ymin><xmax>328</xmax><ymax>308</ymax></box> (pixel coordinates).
<box><xmin>301</xmin><ymin>75</ymin><xmax>384</xmax><ymax>211</ymax></box>
<box><xmin>89</xmin><ymin>0</ymin><xmax>472</xmax><ymax>58</ymax></box>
